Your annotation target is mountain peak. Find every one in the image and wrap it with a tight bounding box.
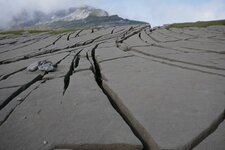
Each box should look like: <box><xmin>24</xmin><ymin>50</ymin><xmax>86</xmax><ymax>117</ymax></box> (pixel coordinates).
<box><xmin>50</xmin><ymin>6</ymin><xmax>109</xmax><ymax>22</ymax></box>
<box><xmin>9</xmin><ymin>6</ymin><xmax>147</xmax><ymax>29</ymax></box>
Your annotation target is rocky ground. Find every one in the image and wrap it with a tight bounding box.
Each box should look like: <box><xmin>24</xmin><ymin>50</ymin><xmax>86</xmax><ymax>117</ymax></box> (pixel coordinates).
<box><xmin>0</xmin><ymin>25</ymin><xmax>224</xmax><ymax>150</ymax></box>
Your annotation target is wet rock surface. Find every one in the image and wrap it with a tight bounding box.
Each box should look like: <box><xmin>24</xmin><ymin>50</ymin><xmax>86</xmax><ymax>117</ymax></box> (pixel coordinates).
<box><xmin>0</xmin><ymin>25</ymin><xmax>224</xmax><ymax>150</ymax></box>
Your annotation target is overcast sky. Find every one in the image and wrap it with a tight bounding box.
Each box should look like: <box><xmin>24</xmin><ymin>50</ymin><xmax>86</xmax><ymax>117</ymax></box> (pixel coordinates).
<box><xmin>0</xmin><ymin>0</ymin><xmax>225</xmax><ymax>28</ymax></box>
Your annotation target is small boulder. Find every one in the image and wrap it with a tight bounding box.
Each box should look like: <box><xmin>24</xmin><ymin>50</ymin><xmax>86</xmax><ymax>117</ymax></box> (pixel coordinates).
<box><xmin>27</xmin><ymin>61</ymin><xmax>41</xmax><ymax>71</ymax></box>
<box><xmin>38</xmin><ymin>60</ymin><xmax>55</xmax><ymax>72</ymax></box>
<box><xmin>27</xmin><ymin>60</ymin><xmax>55</xmax><ymax>72</ymax></box>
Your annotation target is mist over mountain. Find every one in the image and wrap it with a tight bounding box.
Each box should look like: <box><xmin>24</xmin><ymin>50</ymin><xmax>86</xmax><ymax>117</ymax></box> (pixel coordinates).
<box><xmin>9</xmin><ymin>6</ymin><xmax>147</xmax><ymax>29</ymax></box>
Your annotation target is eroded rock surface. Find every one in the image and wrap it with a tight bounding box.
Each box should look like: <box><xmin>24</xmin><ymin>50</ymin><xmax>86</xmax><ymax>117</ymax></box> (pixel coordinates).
<box><xmin>0</xmin><ymin>25</ymin><xmax>224</xmax><ymax>150</ymax></box>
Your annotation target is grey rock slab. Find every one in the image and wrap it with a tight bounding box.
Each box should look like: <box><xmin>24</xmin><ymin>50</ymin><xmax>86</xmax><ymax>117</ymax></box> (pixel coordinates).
<box><xmin>153</xmin><ymin>30</ymin><xmax>179</xmax><ymax>42</ymax></box>
<box><xmin>112</xmin><ymin>26</ymin><xmax>126</xmax><ymax>33</ymax></box>
<box><xmin>0</xmin><ymin>52</ymin><xmax>69</xmax><ymax>78</ymax></box>
<box><xmin>43</xmin><ymin>51</ymin><xmax>87</xmax><ymax>79</ymax></box>
<box><xmin>131</xmin><ymin>46</ymin><xmax>225</xmax><ymax>75</ymax></box>
<box><xmin>79</xmin><ymin>29</ymin><xmax>93</xmax><ymax>36</ymax></box>
<box><xmin>0</xmin><ymin>70</ymin><xmax>38</xmax><ymax>88</ymax></box>
<box><xmin>210</xmin><ymin>35</ymin><xmax>225</xmax><ymax>41</ymax></box>
<box><xmin>95</xmin><ymin>45</ymin><xmax>133</xmax><ymax>62</ymax></box>
<box><xmin>132</xmin><ymin>45</ymin><xmax>183</xmax><ymax>55</ymax></box>
<box><xmin>140</xmin><ymin>30</ymin><xmax>158</xmax><ymax>44</ymax></box>
<box><xmin>0</xmin><ymin>87</ymin><xmax>19</xmax><ymax>106</ymax></box>
<box><xmin>162</xmin><ymin>39</ymin><xmax>225</xmax><ymax>53</ymax></box>
<box><xmin>50</xmin><ymin>31</ymin><xmax>105</xmax><ymax>50</ymax></box>
<box><xmin>184</xmin><ymin>36</ymin><xmax>225</xmax><ymax>45</ymax></box>
<box><xmin>0</xmin><ymin>69</ymin><xmax>43</xmax><ymax>107</ymax></box>
<box><xmin>98</xmin><ymin>42</ymin><xmax>116</xmax><ymax>49</ymax></box>
<box><xmin>194</xmin><ymin>121</ymin><xmax>225</xmax><ymax>150</ymax></box>
<box><xmin>0</xmin><ymin>34</ymin><xmax>50</xmax><ymax>50</ymax></box>
<box><xmin>123</xmin><ymin>34</ymin><xmax>150</xmax><ymax>48</ymax></box>
<box><xmin>0</xmin><ymin>25</ymin><xmax>225</xmax><ymax>149</ymax></box>
<box><xmin>147</xmin><ymin>30</ymin><xmax>176</xmax><ymax>43</ymax></box>
<box><xmin>173</xmin><ymin>27</ymin><xmax>224</xmax><ymax>38</ymax></box>
<box><xmin>0</xmin><ymin>39</ymin><xmax>36</xmax><ymax>54</ymax></box>
<box><xmin>46</xmin><ymin>34</ymin><xmax>70</xmax><ymax>49</ymax></box>
<box><xmin>156</xmin><ymin>28</ymin><xmax>192</xmax><ymax>40</ymax></box>
<box><xmin>0</xmin><ymin>71</ymin><xmax>140</xmax><ymax>150</ymax></box>
<box><xmin>94</xmin><ymin>27</ymin><xmax>114</xmax><ymax>36</ymax></box>
<box><xmin>100</xmin><ymin>55</ymin><xmax>225</xmax><ymax>148</ymax></box>
<box><xmin>0</xmin><ymin>81</ymin><xmax>42</xmax><ymax>125</ymax></box>
<box><xmin>161</xmin><ymin>52</ymin><xmax>225</xmax><ymax>70</ymax></box>
<box><xmin>206</xmin><ymin>25</ymin><xmax>225</xmax><ymax>33</ymax></box>
<box><xmin>0</xmin><ymin>36</ymin><xmax>60</xmax><ymax>60</ymax></box>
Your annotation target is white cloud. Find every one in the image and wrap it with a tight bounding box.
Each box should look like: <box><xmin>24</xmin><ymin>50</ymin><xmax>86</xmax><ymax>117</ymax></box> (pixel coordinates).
<box><xmin>0</xmin><ymin>0</ymin><xmax>94</xmax><ymax>28</ymax></box>
<box><xmin>143</xmin><ymin>0</ymin><xmax>225</xmax><ymax>26</ymax></box>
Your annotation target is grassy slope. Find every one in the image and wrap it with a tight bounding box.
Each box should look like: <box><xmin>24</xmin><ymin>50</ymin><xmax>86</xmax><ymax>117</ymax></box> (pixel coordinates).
<box><xmin>167</xmin><ymin>19</ymin><xmax>225</xmax><ymax>28</ymax></box>
<box><xmin>0</xmin><ymin>29</ymin><xmax>80</xmax><ymax>35</ymax></box>
<box><xmin>0</xmin><ymin>30</ymin><xmax>49</xmax><ymax>35</ymax></box>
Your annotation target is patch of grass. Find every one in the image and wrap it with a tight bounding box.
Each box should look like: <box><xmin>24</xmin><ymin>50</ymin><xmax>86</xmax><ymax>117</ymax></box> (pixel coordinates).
<box><xmin>0</xmin><ymin>30</ymin><xmax>25</xmax><ymax>35</ymax></box>
<box><xmin>0</xmin><ymin>29</ymin><xmax>49</xmax><ymax>35</ymax></box>
<box><xmin>0</xmin><ymin>27</ymin><xmax>93</xmax><ymax>36</ymax></box>
<box><xmin>167</xmin><ymin>19</ymin><xmax>225</xmax><ymax>28</ymax></box>
<box><xmin>0</xmin><ymin>29</ymin><xmax>75</xmax><ymax>36</ymax></box>
<box><xmin>27</xmin><ymin>30</ymin><xmax>49</xmax><ymax>34</ymax></box>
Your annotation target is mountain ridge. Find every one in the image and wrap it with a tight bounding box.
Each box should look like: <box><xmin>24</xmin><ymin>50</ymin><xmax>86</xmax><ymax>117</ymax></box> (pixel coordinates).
<box><xmin>9</xmin><ymin>6</ymin><xmax>147</xmax><ymax>29</ymax></box>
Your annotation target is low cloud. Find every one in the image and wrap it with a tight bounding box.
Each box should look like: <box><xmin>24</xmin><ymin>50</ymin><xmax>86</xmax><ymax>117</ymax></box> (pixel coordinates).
<box><xmin>0</xmin><ymin>0</ymin><xmax>97</xmax><ymax>28</ymax></box>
